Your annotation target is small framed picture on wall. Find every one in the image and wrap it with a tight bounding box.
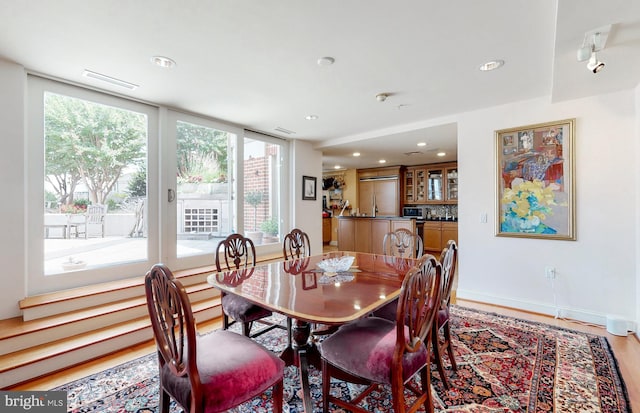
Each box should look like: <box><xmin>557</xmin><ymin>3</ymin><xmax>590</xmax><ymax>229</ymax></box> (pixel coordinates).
<box><xmin>302</xmin><ymin>175</ymin><xmax>317</xmax><ymax>200</ymax></box>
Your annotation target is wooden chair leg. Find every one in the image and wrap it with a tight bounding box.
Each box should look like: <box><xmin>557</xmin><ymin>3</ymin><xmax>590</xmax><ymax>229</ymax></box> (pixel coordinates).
<box><xmin>272</xmin><ymin>378</ymin><xmax>284</xmax><ymax>413</ymax></box>
<box><xmin>432</xmin><ymin>324</ymin><xmax>450</xmax><ymax>390</ymax></box>
<box><xmin>443</xmin><ymin>322</ymin><xmax>458</xmax><ymax>371</ymax></box>
<box><xmin>242</xmin><ymin>321</ymin><xmax>252</xmax><ymax>337</ymax></box>
<box><xmin>287</xmin><ymin>317</ymin><xmax>293</xmax><ymax>348</ymax></box>
<box><xmin>222</xmin><ymin>313</ymin><xmax>230</xmax><ymax>330</ymax></box>
<box><xmin>159</xmin><ymin>387</ymin><xmax>171</xmax><ymax>413</ymax></box>
<box><xmin>322</xmin><ymin>359</ymin><xmax>331</xmax><ymax>413</ymax></box>
<box><xmin>421</xmin><ymin>365</ymin><xmax>434</xmax><ymax>413</ymax></box>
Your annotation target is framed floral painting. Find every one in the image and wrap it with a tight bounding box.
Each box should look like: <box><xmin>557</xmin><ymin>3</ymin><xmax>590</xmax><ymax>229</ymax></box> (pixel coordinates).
<box><xmin>495</xmin><ymin>119</ymin><xmax>576</xmax><ymax>240</ymax></box>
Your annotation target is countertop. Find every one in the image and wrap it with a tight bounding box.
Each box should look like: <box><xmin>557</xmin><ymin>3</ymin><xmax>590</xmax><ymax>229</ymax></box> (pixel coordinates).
<box><xmin>337</xmin><ymin>215</ymin><xmax>458</xmax><ymax>222</ymax></box>
<box><xmin>337</xmin><ymin>215</ymin><xmax>416</xmax><ymax>220</ymax></box>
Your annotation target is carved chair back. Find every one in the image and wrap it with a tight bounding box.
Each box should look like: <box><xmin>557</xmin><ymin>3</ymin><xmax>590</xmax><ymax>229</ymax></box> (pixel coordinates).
<box><xmin>215</xmin><ymin>233</ymin><xmax>256</xmax><ymax>271</ymax></box>
<box><xmin>383</xmin><ymin>228</ymin><xmax>423</xmax><ymax>259</ymax></box>
<box><xmin>283</xmin><ymin>228</ymin><xmax>311</xmax><ymax>260</ymax></box>
<box><xmin>439</xmin><ymin>240</ymin><xmax>458</xmax><ymax>309</ymax></box>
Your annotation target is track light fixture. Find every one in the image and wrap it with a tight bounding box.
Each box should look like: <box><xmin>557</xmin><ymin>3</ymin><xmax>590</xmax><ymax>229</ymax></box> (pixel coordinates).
<box><xmin>577</xmin><ymin>28</ymin><xmax>610</xmax><ymax>74</ymax></box>
<box><xmin>586</xmin><ymin>47</ymin><xmax>605</xmax><ymax>73</ymax></box>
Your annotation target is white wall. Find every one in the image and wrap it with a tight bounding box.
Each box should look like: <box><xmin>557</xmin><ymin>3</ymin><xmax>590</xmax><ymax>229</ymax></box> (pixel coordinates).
<box><xmin>636</xmin><ymin>83</ymin><xmax>640</xmax><ymax>328</ymax></box>
<box><xmin>290</xmin><ymin>140</ymin><xmax>323</xmax><ymax>252</ymax></box>
<box><xmin>457</xmin><ymin>92</ymin><xmax>638</xmax><ymax>329</ymax></box>
<box><xmin>0</xmin><ymin>59</ymin><xmax>26</xmax><ymax>318</ymax></box>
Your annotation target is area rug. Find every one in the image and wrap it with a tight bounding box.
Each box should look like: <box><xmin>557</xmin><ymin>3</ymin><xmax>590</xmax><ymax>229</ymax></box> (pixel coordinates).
<box><xmin>52</xmin><ymin>306</ymin><xmax>631</xmax><ymax>412</ymax></box>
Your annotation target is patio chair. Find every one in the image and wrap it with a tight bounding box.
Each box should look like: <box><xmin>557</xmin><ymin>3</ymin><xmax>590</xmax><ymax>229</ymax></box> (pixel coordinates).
<box><xmin>71</xmin><ymin>204</ymin><xmax>108</xmax><ymax>239</ymax></box>
<box><xmin>144</xmin><ymin>263</ymin><xmax>284</xmax><ymax>413</ymax></box>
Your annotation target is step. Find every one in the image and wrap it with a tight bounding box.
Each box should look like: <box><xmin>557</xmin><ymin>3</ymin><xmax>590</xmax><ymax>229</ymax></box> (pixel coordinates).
<box><xmin>19</xmin><ymin>266</ymin><xmax>219</xmax><ymax>321</ymax></box>
<box><xmin>0</xmin><ymin>287</ymin><xmax>221</xmax><ymax>356</ymax></box>
<box><xmin>0</xmin><ymin>296</ymin><xmax>222</xmax><ymax>389</ymax></box>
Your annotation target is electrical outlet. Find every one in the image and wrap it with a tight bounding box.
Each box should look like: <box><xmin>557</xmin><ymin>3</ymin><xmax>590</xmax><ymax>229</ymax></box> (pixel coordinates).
<box><xmin>545</xmin><ymin>266</ymin><xmax>556</xmax><ymax>279</ymax></box>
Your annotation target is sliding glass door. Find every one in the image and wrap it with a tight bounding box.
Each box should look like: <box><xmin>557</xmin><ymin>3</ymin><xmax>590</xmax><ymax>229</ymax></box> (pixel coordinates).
<box><xmin>164</xmin><ymin>113</ymin><xmax>289</xmax><ymax>270</ymax></box>
<box><xmin>27</xmin><ymin>78</ymin><xmax>290</xmax><ymax>294</ymax></box>
<box><xmin>27</xmin><ymin>75</ymin><xmax>159</xmax><ymax>294</ymax></box>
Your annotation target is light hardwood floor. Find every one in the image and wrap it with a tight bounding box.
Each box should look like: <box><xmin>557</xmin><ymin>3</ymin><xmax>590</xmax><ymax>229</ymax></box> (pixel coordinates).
<box><xmin>10</xmin><ymin>298</ymin><xmax>639</xmax><ymax>412</ymax></box>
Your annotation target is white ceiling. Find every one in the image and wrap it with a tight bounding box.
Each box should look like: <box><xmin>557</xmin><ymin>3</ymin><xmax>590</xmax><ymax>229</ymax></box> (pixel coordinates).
<box><xmin>1</xmin><ymin>1</ymin><xmax>639</xmax><ymax>171</ymax></box>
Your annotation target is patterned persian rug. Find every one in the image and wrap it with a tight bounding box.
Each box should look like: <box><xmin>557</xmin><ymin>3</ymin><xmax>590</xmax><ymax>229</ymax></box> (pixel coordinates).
<box><xmin>52</xmin><ymin>306</ymin><xmax>631</xmax><ymax>412</ymax></box>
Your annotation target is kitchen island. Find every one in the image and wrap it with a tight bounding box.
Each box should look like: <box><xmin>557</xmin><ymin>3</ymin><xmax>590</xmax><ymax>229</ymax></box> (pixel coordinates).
<box><xmin>337</xmin><ymin>216</ymin><xmax>416</xmax><ymax>254</ymax></box>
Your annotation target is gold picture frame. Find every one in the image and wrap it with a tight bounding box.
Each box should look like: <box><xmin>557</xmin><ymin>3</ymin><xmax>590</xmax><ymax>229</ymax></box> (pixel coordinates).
<box><xmin>495</xmin><ymin>119</ymin><xmax>576</xmax><ymax>240</ymax></box>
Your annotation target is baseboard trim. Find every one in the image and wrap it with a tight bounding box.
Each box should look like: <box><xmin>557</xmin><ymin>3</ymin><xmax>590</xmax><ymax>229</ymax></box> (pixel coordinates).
<box><xmin>456</xmin><ymin>289</ymin><xmax>638</xmax><ymax>334</ymax></box>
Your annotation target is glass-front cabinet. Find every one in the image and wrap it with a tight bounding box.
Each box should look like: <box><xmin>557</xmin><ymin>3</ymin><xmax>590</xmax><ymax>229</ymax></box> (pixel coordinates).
<box><xmin>415</xmin><ymin>169</ymin><xmax>426</xmax><ymax>202</ymax></box>
<box><xmin>445</xmin><ymin>167</ymin><xmax>458</xmax><ymax>202</ymax></box>
<box><xmin>404</xmin><ymin>169</ymin><xmax>414</xmax><ymax>203</ymax></box>
<box><xmin>403</xmin><ymin>162</ymin><xmax>457</xmax><ymax>205</ymax></box>
<box><xmin>427</xmin><ymin>168</ymin><xmax>443</xmax><ymax>201</ymax></box>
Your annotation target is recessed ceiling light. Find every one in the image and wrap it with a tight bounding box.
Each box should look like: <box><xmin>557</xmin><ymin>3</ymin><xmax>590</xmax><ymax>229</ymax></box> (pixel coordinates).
<box><xmin>82</xmin><ymin>69</ymin><xmax>138</xmax><ymax>90</ymax></box>
<box><xmin>150</xmin><ymin>55</ymin><xmax>176</xmax><ymax>68</ymax></box>
<box><xmin>305</xmin><ymin>115</ymin><xmax>318</xmax><ymax>120</ymax></box>
<box><xmin>334</xmin><ymin>165</ymin><xmax>341</xmax><ymax>169</ymax></box>
<box><xmin>417</xmin><ymin>142</ymin><xmax>426</xmax><ymax>147</ymax></box>
<box><xmin>379</xmin><ymin>159</ymin><xmax>387</xmax><ymax>164</ymax></box>
<box><xmin>317</xmin><ymin>56</ymin><xmax>335</xmax><ymax>66</ymax></box>
<box><xmin>479</xmin><ymin>60</ymin><xmax>504</xmax><ymax>71</ymax></box>
<box><xmin>437</xmin><ymin>152</ymin><xmax>446</xmax><ymax>157</ymax></box>
<box><xmin>353</xmin><ymin>152</ymin><xmax>361</xmax><ymax>157</ymax></box>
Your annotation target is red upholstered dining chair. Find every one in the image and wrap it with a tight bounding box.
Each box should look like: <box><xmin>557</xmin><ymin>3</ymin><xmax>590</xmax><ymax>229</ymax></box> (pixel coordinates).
<box><xmin>216</xmin><ymin>234</ymin><xmax>281</xmax><ymax>338</ymax></box>
<box><xmin>144</xmin><ymin>263</ymin><xmax>285</xmax><ymax>413</ymax></box>
<box><xmin>283</xmin><ymin>228</ymin><xmax>311</xmax><ymax>259</ymax></box>
<box><xmin>382</xmin><ymin>227</ymin><xmax>424</xmax><ymax>259</ymax></box>
<box><xmin>320</xmin><ymin>254</ymin><xmax>442</xmax><ymax>413</ymax></box>
<box><xmin>282</xmin><ymin>228</ymin><xmax>335</xmax><ymax>339</ymax></box>
<box><xmin>281</xmin><ymin>228</ymin><xmax>313</xmax><ymax>345</ymax></box>
<box><xmin>372</xmin><ymin>228</ymin><xmax>424</xmax><ymax>321</ymax></box>
<box><xmin>432</xmin><ymin>239</ymin><xmax>459</xmax><ymax>390</ymax></box>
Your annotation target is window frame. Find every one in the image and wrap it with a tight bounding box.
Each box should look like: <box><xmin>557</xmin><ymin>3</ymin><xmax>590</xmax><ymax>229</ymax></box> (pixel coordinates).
<box><xmin>27</xmin><ymin>77</ymin><xmax>291</xmax><ymax>295</ymax></box>
<box><xmin>27</xmin><ymin>75</ymin><xmax>160</xmax><ymax>295</ymax></box>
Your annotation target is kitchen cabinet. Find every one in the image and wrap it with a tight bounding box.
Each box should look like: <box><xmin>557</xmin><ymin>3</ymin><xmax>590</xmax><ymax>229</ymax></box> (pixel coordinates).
<box><xmin>441</xmin><ymin>221</ymin><xmax>458</xmax><ymax>247</ymax></box>
<box><xmin>337</xmin><ymin>218</ymin><xmax>355</xmax><ymax>251</ymax></box>
<box><xmin>422</xmin><ymin>221</ymin><xmax>443</xmax><ymax>252</ymax></box>
<box><xmin>427</xmin><ymin>168</ymin><xmax>444</xmax><ymax>202</ymax></box>
<box><xmin>338</xmin><ymin>217</ymin><xmax>415</xmax><ymax>253</ymax></box>
<box><xmin>404</xmin><ymin>169</ymin><xmax>414</xmax><ymax>203</ymax></box>
<box><xmin>354</xmin><ymin>219</ymin><xmax>372</xmax><ymax>253</ymax></box>
<box><xmin>422</xmin><ymin>220</ymin><xmax>458</xmax><ymax>253</ymax></box>
<box><xmin>323</xmin><ymin>217</ymin><xmax>332</xmax><ymax>244</ymax></box>
<box><xmin>403</xmin><ymin>162</ymin><xmax>457</xmax><ymax>205</ymax></box>
<box><xmin>371</xmin><ymin>219</ymin><xmax>391</xmax><ymax>255</ymax></box>
<box><xmin>404</xmin><ymin>167</ymin><xmax>426</xmax><ymax>203</ymax></box>
<box><xmin>357</xmin><ymin>166</ymin><xmax>403</xmax><ymax>216</ymax></box>
<box><xmin>445</xmin><ymin>166</ymin><xmax>458</xmax><ymax>203</ymax></box>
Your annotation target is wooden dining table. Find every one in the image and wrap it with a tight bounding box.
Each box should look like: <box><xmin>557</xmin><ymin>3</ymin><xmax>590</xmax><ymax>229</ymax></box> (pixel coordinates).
<box><xmin>206</xmin><ymin>250</ymin><xmax>417</xmax><ymax>413</ymax></box>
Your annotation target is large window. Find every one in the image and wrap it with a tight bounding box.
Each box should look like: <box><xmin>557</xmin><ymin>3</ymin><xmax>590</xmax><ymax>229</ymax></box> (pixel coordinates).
<box><xmin>174</xmin><ymin>118</ymin><xmax>236</xmax><ymax>259</ymax></box>
<box><xmin>165</xmin><ymin>113</ymin><xmax>288</xmax><ymax>270</ymax></box>
<box><xmin>242</xmin><ymin>136</ymin><xmax>284</xmax><ymax>246</ymax></box>
<box><xmin>28</xmin><ymin>76</ymin><xmax>159</xmax><ymax>294</ymax></box>
<box><xmin>43</xmin><ymin>92</ymin><xmax>149</xmax><ymax>275</ymax></box>
<box><xmin>28</xmin><ymin>78</ymin><xmax>289</xmax><ymax>294</ymax></box>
